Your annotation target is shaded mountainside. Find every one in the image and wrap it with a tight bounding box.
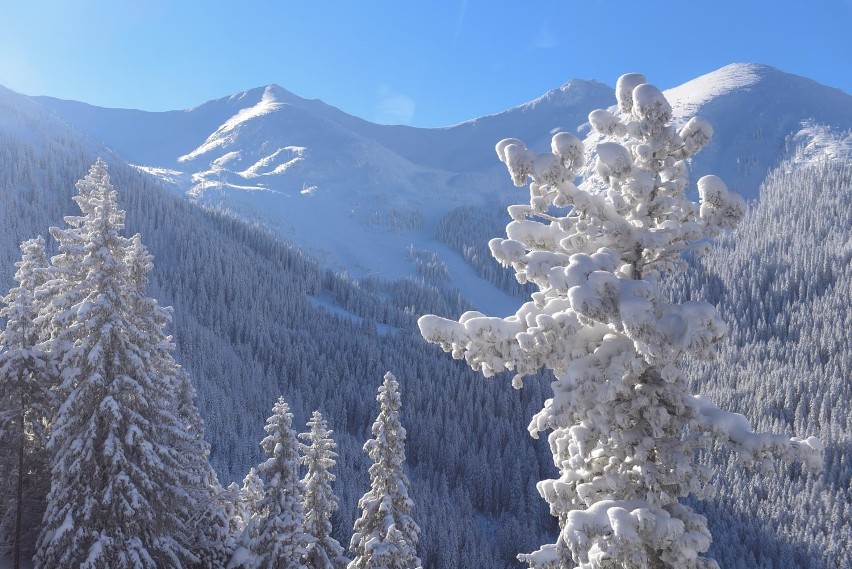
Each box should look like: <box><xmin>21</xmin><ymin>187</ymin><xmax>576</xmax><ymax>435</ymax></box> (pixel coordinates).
<box><xmin>671</xmin><ymin>161</ymin><xmax>852</xmax><ymax>568</ymax></box>
<box><xmin>0</xmin><ymin>86</ymin><xmax>556</xmax><ymax>567</ymax></box>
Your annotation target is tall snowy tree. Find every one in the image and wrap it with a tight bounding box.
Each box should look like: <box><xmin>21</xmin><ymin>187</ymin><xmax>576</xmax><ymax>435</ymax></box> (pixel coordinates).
<box><xmin>348</xmin><ymin>372</ymin><xmax>421</xmax><ymax>569</ymax></box>
<box><xmin>33</xmin><ymin>159</ymin><xmax>208</xmax><ymax>568</ymax></box>
<box><xmin>252</xmin><ymin>396</ymin><xmax>311</xmax><ymax>569</ymax></box>
<box><xmin>120</xmin><ymin>204</ymin><xmax>233</xmax><ymax>569</ymax></box>
<box><xmin>0</xmin><ymin>236</ymin><xmax>54</xmax><ymax>567</ymax></box>
<box><xmin>419</xmin><ymin>74</ymin><xmax>822</xmax><ymax>568</ymax></box>
<box><xmin>300</xmin><ymin>410</ymin><xmax>349</xmax><ymax>569</ymax></box>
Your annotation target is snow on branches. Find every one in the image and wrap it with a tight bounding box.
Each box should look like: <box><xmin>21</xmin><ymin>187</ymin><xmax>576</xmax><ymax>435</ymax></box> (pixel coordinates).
<box><xmin>419</xmin><ymin>74</ymin><xmax>821</xmax><ymax>568</ymax></box>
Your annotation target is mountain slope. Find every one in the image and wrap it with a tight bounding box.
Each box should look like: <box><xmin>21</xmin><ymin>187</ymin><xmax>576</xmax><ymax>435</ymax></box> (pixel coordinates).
<box><xmin>672</xmin><ymin>160</ymin><xmax>852</xmax><ymax>568</ymax></box>
<box><xmin>0</xmin><ymin>83</ymin><xmax>557</xmax><ymax>568</ymax></box>
<box><xmin>33</xmin><ymin>65</ymin><xmax>851</xmax><ymax>297</ymax></box>
<box><xmin>662</xmin><ymin>63</ymin><xmax>852</xmax><ymax>198</ymax></box>
<box><xmin>33</xmin><ymin>80</ymin><xmax>614</xmax><ymax>307</ymax></box>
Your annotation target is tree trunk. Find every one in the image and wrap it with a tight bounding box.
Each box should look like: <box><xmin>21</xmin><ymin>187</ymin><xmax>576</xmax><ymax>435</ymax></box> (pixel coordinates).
<box><xmin>13</xmin><ymin>399</ymin><xmax>25</xmax><ymax>569</ymax></box>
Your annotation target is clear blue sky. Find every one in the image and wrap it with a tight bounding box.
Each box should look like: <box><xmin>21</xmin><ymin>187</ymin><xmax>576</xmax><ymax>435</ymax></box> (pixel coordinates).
<box><xmin>1</xmin><ymin>0</ymin><xmax>849</xmax><ymax>127</ymax></box>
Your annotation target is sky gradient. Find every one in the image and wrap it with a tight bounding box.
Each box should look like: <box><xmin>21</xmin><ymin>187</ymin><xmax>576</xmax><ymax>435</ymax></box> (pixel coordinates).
<box><xmin>1</xmin><ymin>0</ymin><xmax>849</xmax><ymax>127</ymax></box>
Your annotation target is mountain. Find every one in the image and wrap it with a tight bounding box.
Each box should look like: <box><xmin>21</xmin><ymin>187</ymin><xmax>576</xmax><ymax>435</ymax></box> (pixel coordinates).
<box><xmin>2</xmin><ymin>64</ymin><xmax>851</xmax><ymax>567</ymax></box>
<box><xmin>662</xmin><ymin>63</ymin><xmax>852</xmax><ymax>197</ymax></box>
<box><xmin>32</xmin><ymin>80</ymin><xmax>612</xmax><ymax>313</ymax></box>
<box><xmin>32</xmin><ymin>64</ymin><xmax>851</xmax><ymax>313</ymax></box>
<box><xmin>0</xmin><ymin>80</ymin><xmax>556</xmax><ymax>568</ymax></box>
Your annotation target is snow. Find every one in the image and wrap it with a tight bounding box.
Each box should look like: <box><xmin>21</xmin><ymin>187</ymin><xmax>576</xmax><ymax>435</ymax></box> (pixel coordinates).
<box><xmin>307</xmin><ymin>293</ymin><xmax>397</xmax><ymax>336</ymax></box>
<box><xmin>179</xmin><ymin>86</ymin><xmax>284</xmax><ymax>163</ymax></box>
<box><xmin>663</xmin><ymin>63</ymin><xmax>763</xmax><ymax>121</ymax></box>
<box><xmin>28</xmin><ymin>63</ymin><xmax>852</xmax><ymax>306</ymax></box>
<box><xmin>789</xmin><ymin>121</ymin><xmax>852</xmax><ymax>165</ymax></box>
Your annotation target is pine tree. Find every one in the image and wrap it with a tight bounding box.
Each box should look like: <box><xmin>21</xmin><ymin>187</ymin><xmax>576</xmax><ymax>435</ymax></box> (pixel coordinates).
<box><xmin>348</xmin><ymin>372</ymin><xmax>421</xmax><ymax>569</ymax></box>
<box><xmin>33</xmin><ymin>159</ymin><xmax>207</xmax><ymax>568</ymax></box>
<box><xmin>253</xmin><ymin>396</ymin><xmax>311</xmax><ymax>569</ymax></box>
<box><xmin>300</xmin><ymin>410</ymin><xmax>349</xmax><ymax>569</ymax></box>
<box><xmin>0</xmin><ymin>236</ymin><xmax>54</xmax><ymax>567</ymax></box>
<box><xmin>229</xmin><ymin>469</ymin><xmax>266</xmax><ymax>569</ymax></box>
<box><xmin>419</xmin><ymin>74</ymin><xmax>822</xmax><ymax>568</ymax></box>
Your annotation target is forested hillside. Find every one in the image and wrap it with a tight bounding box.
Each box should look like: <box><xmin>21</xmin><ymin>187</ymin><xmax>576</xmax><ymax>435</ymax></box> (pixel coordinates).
<box><xmin>2</xmin><ymin>74</ymin><xmax>850</xmax><ymax>567</ymax></box>
<box><xmin>675</xmin><ymin>160</ymin><xmax>852</xmax><ymax>568</ymax></box>
<box><xmin>0</xmin><ymin>90</ymin><xmax>555</xmax><ymax>567</ymax></box>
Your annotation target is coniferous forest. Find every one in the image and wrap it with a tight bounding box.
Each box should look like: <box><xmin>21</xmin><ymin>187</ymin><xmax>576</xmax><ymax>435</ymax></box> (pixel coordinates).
<box><xmin>0</xmin><ymin>70</ymin><xmax>849</xmax><ymax>569</ymax></box>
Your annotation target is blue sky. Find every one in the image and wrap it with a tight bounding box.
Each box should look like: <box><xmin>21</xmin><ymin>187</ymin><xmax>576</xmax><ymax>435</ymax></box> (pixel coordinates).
<box><xmin>1</xmin><ymin>1</ymin><xmax>849</xmax><ymax>127</ymax></box>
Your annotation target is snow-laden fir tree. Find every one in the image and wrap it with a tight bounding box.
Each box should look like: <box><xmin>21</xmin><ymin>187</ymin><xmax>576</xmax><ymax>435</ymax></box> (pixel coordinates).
<box><xmin>230</xmin><ymin>468</ymin><xmax>266</xmax><ymax>568</ymax></box>
<box><xmin>252</xmin><ymin>396</ymin><xmax>311</xmax><ymax>569</ymax></box>
<box><xmin>0</xmin><ymin>236</ymin><xmax>55</xmax><ymax>567</ymax></box>
<box><xmin>348</xmin><ymin>372</ymin><xmax>421</xmax><ymax>569</ymax></box>
<box><xmin>125</xmin><ymin>227</ymin><xmax>233</xmax><ymax>569</ymax></box>
<box><xmin>239</xmin><ymin>467</ymin><xmax>265</xmax><ymax>533</ymax></box>
<box><xmin>300</xmin><ymin>410</ymin><xmax>349</xmax><ymax>569</ymax></box>
<box><xmin>33</xmin><ymin>159</ymin><xmax>209</xmax><ymax>568</ymax></box>
<box><xmin>419</xmin><ymin>74</ymin><xmax>823</xmax><ymax>568</ymax></box>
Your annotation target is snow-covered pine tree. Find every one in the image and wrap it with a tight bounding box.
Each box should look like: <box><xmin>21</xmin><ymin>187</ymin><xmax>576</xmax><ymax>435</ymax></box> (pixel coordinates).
<box><xmin>239</xmin><ymin>467</ymin><xmax>265</xmax><ymax>533</ymax></box>
<box><xmin>348</xmin><ymin>372</ymin><xmax>421</xmax><ymax>569</ymax></box>
<box><xmin>33</xmin><ymin>159</ymin><xmax>208</xmax><ymax>568</ymax></box>
<box><xmin>0</xmin><ymin>236</ymin><xmax>55</xmax><ymax>567</ymax></box>
<box><xmin>252</xmin><ymin>396</ymin><xmax>311</xmax><ymax>569</ymax></box>
<box><xmin>229</xmin><ymin>469</ymin><xmax>266</xmax><ymax>568</ymax></box>
<box><xmin>300</xmin><ymin>410</ymin><xmax>349</xmax><ymax>569</ymax></box>
<box><xmin>419</xmin><ymin>74</ymin><xmax>823</xmax><ymax>568</ymax></box>
<box><xmin>125</xmin><ymin>227</ymin><xmax>233</xmax><ymax>569</ymax></box>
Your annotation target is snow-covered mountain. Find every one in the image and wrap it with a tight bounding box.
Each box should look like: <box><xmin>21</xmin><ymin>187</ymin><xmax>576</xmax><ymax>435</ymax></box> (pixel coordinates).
<box><xmin>34</xmin><ymin>79</ymin><xmax>613</xmax><ymax>313</ymax></box>
<box><xmin>31</xmin><ymin>63</ymin><xmax>852</xmax><ymax>307</ymax></box>
<box><xmin>2</xmin><ymin>64</ymin><xmax>851</xmax><ymax>568</ymax></box>
<box><xmin>662</xmin><ymin>63</ymin><xmax>852</xmax><ymax>196</ymax></box>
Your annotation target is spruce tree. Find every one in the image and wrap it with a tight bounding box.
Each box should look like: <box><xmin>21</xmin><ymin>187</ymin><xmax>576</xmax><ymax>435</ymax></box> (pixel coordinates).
<box><xmin>253</xmin><ymin>396</ymin><xmax>311</xmax><ymax>569</ymax></box>
<box><xmin>33</xmin><ymin>159</ymin><xmax>207</xmax><ymax>568</ymax></box>
<box><xmin>348</xmin><ymin>372</ymin><xmax>421</xmax><ymax>569</ymax></box>
<box><xmin>300</xmin><ymin>410</ymin><xmax>348</xmax><ymax>569</ymax></box>
<box><xmin>124</xmin><ymin>200</ymin><xmax>229</xmax><ymax>569</ymax></box>
<box><xmin>0</xmin><ymin>236</ymin><xmax>54</xmax><ymax>567</ymax></box>
<box><xmin>419</xmin><ymin>74</ymin><xmax>822</xmax><ymax>567</ymax></box>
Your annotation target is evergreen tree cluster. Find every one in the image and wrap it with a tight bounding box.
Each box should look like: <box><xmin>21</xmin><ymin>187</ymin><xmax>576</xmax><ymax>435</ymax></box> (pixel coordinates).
<box><xmin>0</xmin><ymin>105</ymin><xmax>555</xmax><ymax>567</ymax></box>
<box><xmin>0</xmin><ymin>161</ymin><xmax>424</xmax><ymax>568</ymax></box>
<box><xmin>0</xmin><ymin>160</ymin><xmax>223</xmax><ymax>567</ymax></box>
<box><xmin>671</xmin><ymin>160</ymin><xmax>852</xmax><ymax>568</ymax></box>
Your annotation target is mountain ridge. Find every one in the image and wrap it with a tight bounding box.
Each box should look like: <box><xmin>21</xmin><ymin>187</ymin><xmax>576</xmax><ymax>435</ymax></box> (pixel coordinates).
<box><xmin>27</xmin><ymin>63</ymin><xmax>852</xmax><ymax>309</ymax></box>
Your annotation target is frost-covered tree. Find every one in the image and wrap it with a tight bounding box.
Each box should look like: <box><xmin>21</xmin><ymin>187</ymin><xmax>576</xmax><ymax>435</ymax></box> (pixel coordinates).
<box><xmin>0</xmin><ymin>236</ymin><xmax>54</xmax><ymax>567</ymax></box>
<box><xmin>300</xmin><ymin>410</ymin><xmax>349</xmax><ymax>569</ymax></box>
<box><xmin>253</xmin><ymin>396</ymin><xmax>311</xmax><ymax>569</ymax></box>
<box><xmin>229</xmin><ymin>469</ymin><xmax>266</xmax><ymax>568</ymax></box>
<box><xmin>348</xmin><ymin>372</ymin><xmax>421</xmax><ymax>569</ymax></box>
<box><xmin>33</xmin><ymin>159</ymin><xmax>207</xmax><ymax>568</ymax></box>
<box><xmin>419</xmin><ymin>74</ymin><xmax>823</xmax><ymax>568</ymax></box>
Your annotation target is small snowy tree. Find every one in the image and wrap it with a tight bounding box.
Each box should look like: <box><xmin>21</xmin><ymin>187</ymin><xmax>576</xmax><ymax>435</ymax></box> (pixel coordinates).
<box><xmin>229</xmin><ymin>469</ymin><xmax>266</xmax><ymax>568</ymax></box>
<box><xmin>348</xmin><ymin>372</ymin><xmax>421</xmax><ymax>569</ymax></box>
<box><xmin>300</xmin><ymin>410</ymin><xmax>349</xmax><ymax>569</ymax></box>
<box><xmin>33</xmin><ymin>159</ymin><xmax>208</xmax><ymax>568</ymax></box>
<box><xmin>252</xmin><ymin>396</ymin><xmax>311</xmax><ymax>569</ymax></box>
<box><xmin>0</xmin><ymin>236</ymin><xmax>55</xmax><ymax>567</ymax></box>
<box><xmin>419</xmin><ymin>74</ymin><xmax>822</xmax><ymax>568</ymax></box>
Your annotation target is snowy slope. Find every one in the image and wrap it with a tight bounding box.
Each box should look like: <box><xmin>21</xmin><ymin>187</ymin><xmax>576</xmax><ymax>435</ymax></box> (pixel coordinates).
<box><xmin>32</xmin><ymin>82</ymin><xmax>610</xmax><ymax>317</ymax></box>
<box><xmin>662</xmin><ymin>63</ymin><xmax>852</xmax><ymax>198</ymax></box>
<box><xmin>32</xmin><ymin>64</ymin><xmax>852</xmax><ymax>292</ymax></box>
